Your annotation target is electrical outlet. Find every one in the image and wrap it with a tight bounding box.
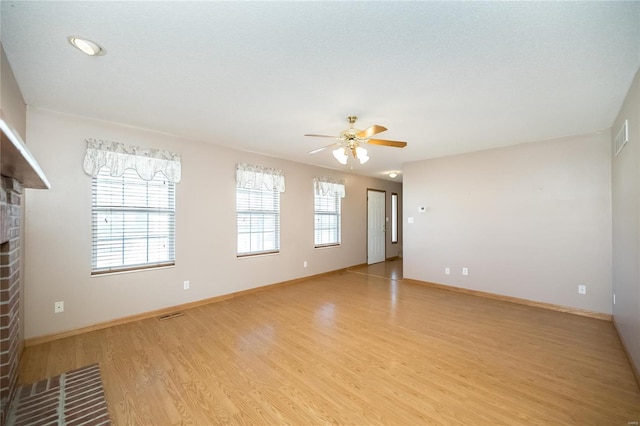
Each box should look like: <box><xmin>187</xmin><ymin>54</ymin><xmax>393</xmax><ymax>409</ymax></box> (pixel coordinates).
<box><xmin>54</xmin><ymin>301</ymin><xmax>64</xmax><ymax>313</ymax></box>
<box><xmin>613</xmin><ymin>293</ymin><xmax>616</xmax><ymax>305</ymax></box>
<box><xmin>445</xmin><ymin>267</ymin><xmax>450</xmax><ymax>275</ymax></box>
<box><xmin>578</xmin><ymin>285</ymin><xmax>586</xmax><ymax>295</ymax></box>
<box><xmin>303</xmin><ymin>261</ymin><xmax>308</xmax><ymax>268</ymax></box>
<box><xmin>183</xmin><ymin>280</ymin><xmax>190</xmax><ymax>290</ymax></box>
<box><xmin>462</xmin><ymin>267</ymin><xmax>469</xmax><ymax>276</ymax></box>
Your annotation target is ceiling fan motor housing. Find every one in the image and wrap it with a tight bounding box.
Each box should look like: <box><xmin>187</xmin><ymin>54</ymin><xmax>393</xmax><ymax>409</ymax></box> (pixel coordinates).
<box><xmin>343</xmin><ymin>116</ymin><xmax>361</xmax><ymax>140</ymax></box>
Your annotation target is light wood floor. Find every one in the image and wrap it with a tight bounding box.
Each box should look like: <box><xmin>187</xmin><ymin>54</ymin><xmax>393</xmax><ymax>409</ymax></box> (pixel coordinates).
<box><xmin>348</xmin><ymin>258</ymin><xmax>403</xmax><ymax>280</ymax></box>
<box><xmin>19</xmin><ymin>264</ymin><xmax>640</xmax><ymax>425</ymax></box>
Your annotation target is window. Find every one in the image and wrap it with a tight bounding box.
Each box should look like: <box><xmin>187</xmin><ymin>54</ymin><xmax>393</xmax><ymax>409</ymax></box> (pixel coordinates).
<box><xmin>391</xmin><ymin>193</ymin><xmax>398</xmax><ymax>244</ymax></box>
<box><xmin>235</xmin><ymin>163</ymin><xmax>285</xmax><ymax>256</ymax></box>
<box><xmin>315</xmin><ymin>191</ymin><xmax>341</xmax><ymax>247</ymax></box>
<box><xmin>236</xmin><ymin>188</ymin><xmax>280</xmax><ymax>256</ymax></box>
<box><xmin>92</xmin><ymin>168</ymin><xmax>175</xmax><ymax>274</ymax></box>
<box><xmin>313</xmin><ymin>177</ymin><xmax>345</xmax><ymax>248</ymax></box>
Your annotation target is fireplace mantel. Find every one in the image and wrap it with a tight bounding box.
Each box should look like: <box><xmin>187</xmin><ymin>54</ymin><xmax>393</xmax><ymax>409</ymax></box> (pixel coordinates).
<box><xmin>0</xmin><ymin>110</ymin><xmax>49</xmax><ymax>189</ymax></box>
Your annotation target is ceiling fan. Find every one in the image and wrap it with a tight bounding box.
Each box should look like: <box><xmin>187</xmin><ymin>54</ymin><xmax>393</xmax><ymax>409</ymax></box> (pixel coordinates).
<box><xmin>305</xmin><ymin>116</ymin><xmax>407</xmax><ymax>165</ymax></box>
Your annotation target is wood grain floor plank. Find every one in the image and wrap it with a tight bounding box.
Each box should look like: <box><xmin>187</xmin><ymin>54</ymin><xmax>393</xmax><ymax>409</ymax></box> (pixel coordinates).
<box><xmin>18</xmin><ymin>262</ymin><xmax>640</xmax><ymax>425</ymax></box>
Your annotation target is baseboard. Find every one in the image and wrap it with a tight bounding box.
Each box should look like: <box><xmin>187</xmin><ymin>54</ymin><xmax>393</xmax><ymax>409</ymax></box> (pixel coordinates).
<box><xmin>28</xmin><ymin>269</ymin><xmax>615</xmax><ymax>347</ymax></box>
<box><xmin>25</xmin><ymin>267</ymin><xmax>351</xmax><ymax>347</ymax></box>
<box><xmin>612</xmin><ymin>316</ymin><xmax>640</xmax><ymax>390</ymax></box>
<box><xmin>402</xmin><ymin>278</ymin><xmax>612</xmax><ymax>321</ymax></box>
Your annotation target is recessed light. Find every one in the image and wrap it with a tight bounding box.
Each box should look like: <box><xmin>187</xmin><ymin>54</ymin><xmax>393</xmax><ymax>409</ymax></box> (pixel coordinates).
<box><xmin>68</xmin><ymin>36</ymin><xmax>105</xmax><ymax>56</ymax></box>
<box><xmin>388</xmin><ymin>172</ymin><xmax>398</xmax><ymax>178</ymax></box>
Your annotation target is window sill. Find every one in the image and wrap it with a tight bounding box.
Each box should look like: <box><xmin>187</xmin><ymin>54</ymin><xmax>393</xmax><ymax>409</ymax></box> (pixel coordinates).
<box><xmin>91</xmin><ymin>262</ymin><xmax>175</xmax><ymax>277</ymax></box>
<box><xmin>314</xmin><ymin>244</ymin><xmax>340</xmax><ymax>249</ymax></box>
<box><xmin>237</xmin><ymin>251</ymin><xmax>280</xmax><ymax>259</ymax></box>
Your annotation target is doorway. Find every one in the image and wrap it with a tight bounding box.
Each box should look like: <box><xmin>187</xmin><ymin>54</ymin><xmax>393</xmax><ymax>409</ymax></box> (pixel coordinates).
<box><xmin>367</xmin><ymin>189</ymin><xmax>386</xmax><ymax>264</ymax></box>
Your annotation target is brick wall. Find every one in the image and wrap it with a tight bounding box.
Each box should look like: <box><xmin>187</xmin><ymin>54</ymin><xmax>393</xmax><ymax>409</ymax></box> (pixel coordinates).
<box><xmin>0</xmin><ymin>176</ymin><xmax>22</xmax><ymax>426</ymax></box>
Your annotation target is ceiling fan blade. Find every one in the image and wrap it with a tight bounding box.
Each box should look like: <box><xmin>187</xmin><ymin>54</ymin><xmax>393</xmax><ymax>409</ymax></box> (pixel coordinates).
<box><xmin>366</xmin><ymin>139</ymin><xmax>408</xmax><ymax>148</ymax></box>
<box><xmin>309</xmin><ymin>143</ymin><xmax>340</xmax><ymax>154</ymax></box>
<box><xmin>304</xmin><ymin>134</ymin><xmax>339</xmax><ymax>138</ymax></box>
<box><xmin>357</xmin><ymin>125</ymin><xmax>387</xmax><ymax>139</ymax></box>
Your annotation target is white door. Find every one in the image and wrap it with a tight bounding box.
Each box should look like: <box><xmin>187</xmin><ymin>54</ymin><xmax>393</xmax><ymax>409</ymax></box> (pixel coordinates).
<box><xmin>367</xmin><ymin>190</ymin><xmax>386</xmax><ymax>264</ymax></box>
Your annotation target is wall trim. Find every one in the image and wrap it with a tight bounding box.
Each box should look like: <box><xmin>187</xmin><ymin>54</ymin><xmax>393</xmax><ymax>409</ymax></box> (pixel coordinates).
<box><xmin>402</xmin><ymin>278</ymin><xmax>612</xmax><ymax>321</ymax></box>
<box><xmin>25</xmin><ymin>267</ymin><xmax>350</xmax><ymax>347</ymax></box>
<box><xmin>612</xmin><ymin>316</ymin><xmax>640</xmax><ymax>390</ymax></box>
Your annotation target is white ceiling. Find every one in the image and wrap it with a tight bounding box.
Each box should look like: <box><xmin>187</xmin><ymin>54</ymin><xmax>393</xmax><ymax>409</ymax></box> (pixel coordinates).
<box><xmin>1</xmin><ymin>1</ymin><xmax>639</xmax><ymax>181</ymax></box>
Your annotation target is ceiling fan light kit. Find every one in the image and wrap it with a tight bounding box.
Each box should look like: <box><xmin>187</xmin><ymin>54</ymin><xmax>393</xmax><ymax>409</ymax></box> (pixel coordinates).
<box><xmin>332</xmin><ymin>147</ymin><xmax>349</xmax><ymax>165</ymax></box>
<box><xmin>355</xmin><ymin>146</ymin><xmax>369</xmax><ymax>164</ymax></box>
<box><xmin>305</xmin><ymin>116</ymin><xmax>407</xmax><ymax>166</ymax></box>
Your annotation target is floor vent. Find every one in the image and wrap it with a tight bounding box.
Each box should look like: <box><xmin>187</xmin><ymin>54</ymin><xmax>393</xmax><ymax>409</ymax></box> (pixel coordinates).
<box><xmin>159</xmin><ymin>312</ymin><xmax>184</xmax><ymax>320</ymax></box>
<box><xmin>615</xmin><ymin>119</ymin><xmax>628</xmax><ymax>156</ymax></box>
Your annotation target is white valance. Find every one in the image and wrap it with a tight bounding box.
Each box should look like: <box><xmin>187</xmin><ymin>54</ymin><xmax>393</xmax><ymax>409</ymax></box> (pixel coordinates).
<box><xmin>314</xmin><ymin>177</ymin><xmax>346</xmax><ymax>198</ymax></box>
<box><xmin>236</xmin><ymin>163</ymin><xmax>285</xmax><ymax>192</ymax></box>
<box><xmin>83</xmin><ymin>138</ymin><xmax>182</xmax><ymax>183</ymax></box>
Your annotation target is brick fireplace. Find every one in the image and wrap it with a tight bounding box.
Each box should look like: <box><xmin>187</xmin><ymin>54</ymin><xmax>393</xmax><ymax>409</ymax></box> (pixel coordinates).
<box><xmin>1</xmin><ymin>43</ymin><xmax>50</xmax><ymax>424</ymax></box>
<box><xmin>0</xmin><ymin>176</ymin><xmax>22</xmax><ymax>425</ymax></box>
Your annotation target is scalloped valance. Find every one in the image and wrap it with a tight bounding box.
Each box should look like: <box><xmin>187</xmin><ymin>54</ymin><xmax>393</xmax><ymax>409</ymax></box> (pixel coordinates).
<box><xmin>236</xmin><ymin>163</ymin><xmax>285</xmax><ymax>192</ymax></box>
<box><xmin>83</xmin><ymin>138</ymin><xmax>182</xmax><ymax>183</ymax></box>
<box><xmin>314</xmin><ymin>176</ymin><xmax>345</xmax><ymax>198</ymax></box>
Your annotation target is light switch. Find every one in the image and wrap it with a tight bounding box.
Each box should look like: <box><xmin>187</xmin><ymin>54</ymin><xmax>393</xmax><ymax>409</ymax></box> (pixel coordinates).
<box><xmin>408</xmin><ymin>217</ymin><xmax>414</xmax><ymax>224</ymax></box>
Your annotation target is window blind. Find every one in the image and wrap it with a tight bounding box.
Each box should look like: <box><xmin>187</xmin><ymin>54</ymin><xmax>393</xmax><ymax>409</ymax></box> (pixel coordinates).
<box><xmin>314</xmin><ymin>191</ymin><xmax>341</xmax><ymax>247</ymax></box>
<box><xmin>236</xmin><ymin>187</ymin><xmax>280</xmax><ymax>256</ymax></box>
<box><xmin>92</xmin><ymin>167</ymin><xmax>175</xmax><ymax>274</ymax></box>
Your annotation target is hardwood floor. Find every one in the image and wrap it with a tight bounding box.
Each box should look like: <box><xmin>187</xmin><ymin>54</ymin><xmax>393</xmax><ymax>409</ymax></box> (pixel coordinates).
<box><xmin>19</xmin><ymin>266</ymin><xmax>640</xmax><ymax>425</ymax></box>
<box><xmin>348</xmin><ymin>258</ymin><xmax>403</xmax><ymax>280</ymax></box>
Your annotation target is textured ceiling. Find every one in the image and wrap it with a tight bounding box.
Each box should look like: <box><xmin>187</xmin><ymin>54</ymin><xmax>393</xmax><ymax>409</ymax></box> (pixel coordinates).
<box><xmin>1</xmin><ymin>1</ymin><xmax>639</xmax><ymax>180</ymax></box>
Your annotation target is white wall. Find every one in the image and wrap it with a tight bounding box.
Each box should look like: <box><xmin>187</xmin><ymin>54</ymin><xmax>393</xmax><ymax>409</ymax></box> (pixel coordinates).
<box><xmin>23</xmin><ymin>107</ymin><xmax>401</xmax><ymax>339</ymax></box>
<box><xmin>403</xmin><ymin>132</ymin><xmax>612</xmax><ymax>314</ymax></box>
<box><xmin>612</xmin><ymin>68</ymin><xmax>640</xmax><ymax>375</ymax></box>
